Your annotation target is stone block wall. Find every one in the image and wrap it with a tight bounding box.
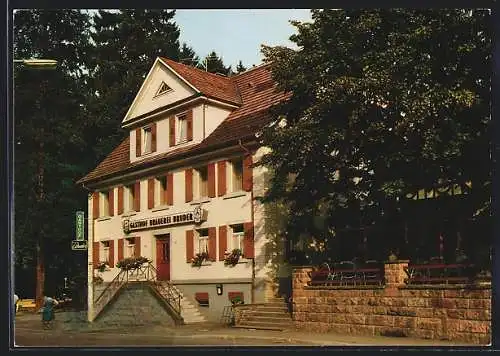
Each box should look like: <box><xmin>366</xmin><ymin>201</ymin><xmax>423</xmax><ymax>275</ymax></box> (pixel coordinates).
<box><xmin>292</xmin><ymin>263</ymin><xmax>491</xmax><ymax>344</ymax></box>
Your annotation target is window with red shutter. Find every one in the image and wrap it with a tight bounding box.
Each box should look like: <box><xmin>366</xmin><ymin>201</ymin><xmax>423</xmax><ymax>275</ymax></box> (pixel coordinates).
<box><xmin>108</xmin><ymin>189</ymin><xmax>114</xmax><ymax>216</ymax></box>
<box><xmin>134</xmin><ymin>181</ymin><xmax>141</xmax><ymax>211</ymax></box>
<box><xmin>242</xmin><ymin>155</ymin><xmax>253</xmax><ymax>192</ymax></box>
<box><xmin>108</xmin><ymin>240</ymin><xmax>115</xmax><ymax>267</ymax></box>
<box><xmin>167</xmin><ymin>173</ymin><xmax>174</xmax><ymax>205</ymax></box>
<box><xmin>186</xmin><ymin>230</ymin><xmax>194</xmax><ymax>262</ymax></box>
<box><xmin>218</xmin><ymin>225</ymin><xmax>227</xmax><ymax>261</ymax></box>
<box><xmin>208</xmin><ymin>163</ymin><xmax>216</xmax><ymax>198</ymax></box>
<box><xmin>186</xmin><ymin>110</ymin><xmax>193</xmax><ymax>141</ymax></box>
<box><xmin>118</xmin><ymin>238</ymin><xmax>124</xmax><ymax>261</ymax></box>
<box><xmin>217</xmin><ymin>161</ymin><xmax>226</xmax><ymax>197</ymax></box>
<box><xmin>151</xmin><ymin>122</ymin><xmax>157</xmax><ymax>152</ymax></box>
<box><xmin>169</xmin><ymin>116</ymin><xmax>176</xmax><ymax>147</ymax></box>
<box><xmin>148</xmin><ymin>178</ymin><xmax>155</xmax><ymax>209</ymax></box>
<box><xmin>117</xmin><ymin>186</ymin><xmax>124</xmax><ymax>215</ymax></box>
<box><xmin>134</xmin><ymin>236</ymin><xmax>141</xmax><ymax>257</ymax></box>
<box><xmin>208</xmin><ymin>227</ymin><xmax>217</xmax><ymax>261</ymax></box>
<box><xmin>136</xmin><ymin>128</ymin><xmax>141</xmax><ymax>157</ymax></box>
<box><xmin>243</xmin><ymin>222</ymin><xmax>254</xmax><ymax>258</ymax></box>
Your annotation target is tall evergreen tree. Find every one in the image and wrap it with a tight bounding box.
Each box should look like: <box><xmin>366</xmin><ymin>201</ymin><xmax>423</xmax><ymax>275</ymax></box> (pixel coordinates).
<box><xmin>87</xmin><ymin>9</ymin><xmax>182</xmax><ymax>161</ymax></box>
<box><xmin>202</xmin><ymin>51</ymin><xmax>232</xmax><ymax>75</ymax></box>
<box><xmin>13</xmin><ymin>9</ymin><xmax>93</xmax><ymax>305</ymax></box>
<box><xmin>236</xmin><ymin>60</ymin><xmax>247</xmax><ymax>73</ymax></box>
<box><xmin>179</xmin><ymin>42</ymin><xmax>200</xmax><ymax>66</ymax></box>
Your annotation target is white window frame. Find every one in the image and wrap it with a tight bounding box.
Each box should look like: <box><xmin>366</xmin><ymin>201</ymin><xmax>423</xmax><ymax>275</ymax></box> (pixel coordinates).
<box><xmin>126</xmin><ymin>184</ymin><xmax>135</xmax><ymax>212</ymax></box>
<box><xmin>143</xmin><ymin>126</ymin><xmax>152</xmax><ymax>154</ymax></box>
<box><xmin>229</xmin><ymin>159</ymin><xmax>244</xmax><ymax>193</ymax></box>
<box><xmin>195</xmin><ymin>166</ymin><xmax>208</xmax><ymax>199</ymax></box>
<box><xmin>100</xmin><ymin>190</ymin><xmax>110</xmax><ymax>218</ymax></box>
<box><xmin>101</xmin><ymin>241</ymin><xmax>110</xmax><ymax>264</ymax></box>
<box><xmin>177</xmin><ymin>113</ymin><xmax>188</xmax><ymax>144</ymax></box>
<box><xmin>197</xmin><ymin>229</ymin><xmax>209</xmax><ymax>255</ymax></box>
<box><xmin>125</xmin><ymin>237</ymin><xmax>135</xmax><ymax>258</ymax></box>
<box><xmin>229</xmin><ymin>224</ymin><xmax>245</xmax><ymax>254</ymax></box>
<box><xmin>155</xmin><ymin>176</ymin><xmax>168</xmax><ymax>207</ymax></box>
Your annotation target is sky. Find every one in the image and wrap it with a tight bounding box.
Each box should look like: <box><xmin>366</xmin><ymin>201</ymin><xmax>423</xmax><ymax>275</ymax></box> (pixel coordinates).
<box><xmin>174</xmin><ymin>10</ymin><xmax>312</xmax><ymax>69</ymax></box>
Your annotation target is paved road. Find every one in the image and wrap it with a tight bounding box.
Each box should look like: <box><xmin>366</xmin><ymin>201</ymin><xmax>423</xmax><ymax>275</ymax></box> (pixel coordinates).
<box><xmin>12</xmin><ymin>312</ymin><xmax>479</xmax><ymax>348</ymax></box>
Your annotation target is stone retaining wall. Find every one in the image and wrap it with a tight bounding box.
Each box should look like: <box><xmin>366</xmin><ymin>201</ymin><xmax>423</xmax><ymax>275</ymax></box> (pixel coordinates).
<box><xmin>293</xmin><ymin>263</ymin><xmax>491</xmax><ymax>344</ymax></box>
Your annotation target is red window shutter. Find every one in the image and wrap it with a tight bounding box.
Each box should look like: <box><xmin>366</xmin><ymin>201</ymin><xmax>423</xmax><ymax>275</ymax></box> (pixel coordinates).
<box><xmin>169</xmin><ymin>116</ymin><xmax>176</xmax><ymax>147</ymax></box>
<box><xmin>93</xmin><ymin>192</ymin><xmax>99</xmax><ymax>219</ymax></box>
<box><xmin>134</xmin><ymin>181</ymin><xmax>141</xmax><ymax>211</ymax></box>
<box><xmin>118</xmin><ymin>238</ymin><xmax>124</xmax><ymax>261</ymax></box>
<box><xmin>217</xmin><ymin>161</ymin><xmax>226</xmax><ymax>197</ymax></box>
<box><xmin>243</xmin><ymin>155</ymin><xmax>253</xmax><ymax>192</ymax></box>
<box><xmin>151</xmin><ymin>122</ymin><xmax>157</xmax><ymax>152</ymax></box>
<box><xmin>136</xmin><ymin>128</ymin><xmax>141</xmax><ymax>157</ymax></box>
<box><xmin>148</xmin><ymin>178</ymin><xmax>155</xmax><ymax>209</ymax></box>
<box><xmin>208</xmin><ymin>227</ymin><xmax>217</xmax><ymax>261</ymax></box>
<box><xmin>108</xmin><ymin>189</ymin><xmax>114</xmax><ymax>216</ymax></box>
<box><xmin>243</xmin><ymin>222</ymin><xmax>254</xmax><ymax>258</ymax></box>
<box><xmin>187</xmin><ymin>110</ymin><xmax>193</xmax><ymax>141</ymax></box>
<box><xmin>186</xmin><ymin>230</ymin><xmax>194</xmax><ymax>262</ymax></box>
<box><xmin>108</xmin><ymin>240</ymin><xmax>115</xmax><ymax>267</ymax></box>
<box><xmin>93</xmin><ymin>242</ymin><xmax>100</xmax><ymax>266</ymax></box>
<box><xmin>134</xmin><ymin>236</ymin><xmax>141</xmax><ymax>257</ymax></box>
<box><xmin>228</xmin><ymin>291</ymin><xmax>244</xmax><ymax>302</ymax></box>
<box><xmin>185</xmin><ymin>169</ymin><xmax>193</xmax><ymax>202</ymax></box>
<box><xmin>195</xmin><ymin>292</ymin><xmax>209</xmax><ymax>303</ymax></box>
<box><xmin>117</xmin><ymin>186</ymin><xmax>124</xmax><ymax>215</ymax></box>
<box><xmin>167</xmin><ymin>173</ymin><xmax>174</xmax><ymax>205</ymax></box>
<box><xmin>208</xmin><ymin>163</ymin><xmax>216</xmax><ymax>198</ymax></box>
<box><xmin>219</xmin><ymin>225</ymin><xmax>227</xmax><ymax>261</ymax></box>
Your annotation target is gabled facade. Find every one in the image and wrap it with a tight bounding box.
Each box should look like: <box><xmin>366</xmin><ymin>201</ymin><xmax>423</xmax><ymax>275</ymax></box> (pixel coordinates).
<box><xmin>78</xmin><ymin>57</ymin><xmax>288</xmax><ymax>322</ymax></box>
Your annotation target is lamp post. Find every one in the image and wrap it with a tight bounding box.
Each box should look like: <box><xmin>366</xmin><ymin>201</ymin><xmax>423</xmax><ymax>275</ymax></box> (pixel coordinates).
<box><xmin>15</xmin><ymin>58</ymin><xmax>57</xmax><ymax>309</ymax></box>
<box><xmin>14</xmin><ymin>59</ymin><xmax>58</xmax><ymax>69</ymax></box>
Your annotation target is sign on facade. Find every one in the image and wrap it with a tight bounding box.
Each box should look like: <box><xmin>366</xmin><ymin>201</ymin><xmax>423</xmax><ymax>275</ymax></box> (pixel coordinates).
<box><xmin>75</xmin><ymin>210</ymin><xmax>85</xmax><ymax>241</ymax></box>
<box><xmin>123</xmin><ymin>206</ymin><xmax>207</xmax><ymax>234</ymax></box>
<box><xmin>71</xmin><ymin>240</ymin><xmax>88</xmax><ymax>250</ymax></box>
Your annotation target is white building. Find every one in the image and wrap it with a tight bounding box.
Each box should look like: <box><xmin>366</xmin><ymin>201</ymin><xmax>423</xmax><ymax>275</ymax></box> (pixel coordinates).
<box><xmin>78</xmin><ymin>57</ymin><xmax>288</xmax><ymax>322</ymax></box>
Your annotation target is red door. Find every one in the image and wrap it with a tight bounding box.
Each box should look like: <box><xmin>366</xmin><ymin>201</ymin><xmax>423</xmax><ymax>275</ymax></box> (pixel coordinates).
<box><xmin>156</xmin><ymin>236</ymin><xmax>170</xmax><ymax>281</ymax></box>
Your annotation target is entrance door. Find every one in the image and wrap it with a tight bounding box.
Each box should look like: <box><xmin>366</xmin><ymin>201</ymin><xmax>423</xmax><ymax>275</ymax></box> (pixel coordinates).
<box><xmin>156</xmin><ymin>235</ymin><xmax>170</xmax><ymax>281</ymax></box>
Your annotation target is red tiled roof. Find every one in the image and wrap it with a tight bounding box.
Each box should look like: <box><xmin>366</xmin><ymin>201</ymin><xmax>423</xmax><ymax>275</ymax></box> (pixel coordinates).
<box><xmin>78</xmin><ymin>61</ymin><xmax>290</xmax><ymax>185</ymax></box>
<box><xmin>160</xmin><ymin>57</ymin><xmax>242</xmax><ymax>105</ymax></box>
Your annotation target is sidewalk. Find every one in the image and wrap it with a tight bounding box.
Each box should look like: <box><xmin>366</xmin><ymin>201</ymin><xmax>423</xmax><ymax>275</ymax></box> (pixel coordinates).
<box><xmin>14</xmin><ymin>312</ymin><xmax>481</xmax><ymax>347</ymax></box>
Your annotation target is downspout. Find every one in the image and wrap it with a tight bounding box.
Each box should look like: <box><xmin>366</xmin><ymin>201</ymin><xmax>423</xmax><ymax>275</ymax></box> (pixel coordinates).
<box><xmin>239</xmin><ymin>140</ymin><xmax>255</xmax><ymax>303</ymax></box>
<box><xmin>203</xmin><ymin>103</ymin><xmax>206</xmax><ymax>139</ymax></box>
<box><xmin>81</xmin><ymin>183</ymin><xmax>94</xmax><ymax>321</ymax></box>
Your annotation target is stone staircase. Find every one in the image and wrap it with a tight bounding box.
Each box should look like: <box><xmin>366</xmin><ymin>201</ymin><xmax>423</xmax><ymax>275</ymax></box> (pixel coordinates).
<box><xmin>234</xmin><ymin>297</ymin><xmax>293</xmax><ymax>331</ymax></box>
<box><xmin>155</xmin><ymin>282</ymin><xmax>207</xmax><ymax>324</ymax></box>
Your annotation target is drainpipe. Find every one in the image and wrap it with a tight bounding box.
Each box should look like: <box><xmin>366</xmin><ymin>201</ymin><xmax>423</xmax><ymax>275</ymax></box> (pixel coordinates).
<box><xmin>239</xmin><ymin>140</ymin><xmax>255</xmax><ymax>303</ymax></box>
<box><xmin>82</xmin><ymin>183</ymin><xmax>94</xmax><ymax>321</ymax></box>
<box><xmin>203</xmin><ymin>103</ymin><xmax>206</xmax><ymax>139</ymax></box>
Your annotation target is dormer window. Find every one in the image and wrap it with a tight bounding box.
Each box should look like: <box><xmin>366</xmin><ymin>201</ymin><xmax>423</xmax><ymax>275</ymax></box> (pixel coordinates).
<box><xmin>178</xmin><ymin>114</ymin><xmax>188</xmax><ymax>143</ymax></box>
<box><xmin>135</xmin><ymin>124</ymin><xmax>156</xmax><ymax>157</ymax></box>
<box><xmin>155</xmin><ymin>81</ymin><xmax>172</xmax><ymax>97</ymax></box>
<box><xmin>143</xmin><ymin>126</ymin><xmax>152</xmax><ymax>154</ymax></box>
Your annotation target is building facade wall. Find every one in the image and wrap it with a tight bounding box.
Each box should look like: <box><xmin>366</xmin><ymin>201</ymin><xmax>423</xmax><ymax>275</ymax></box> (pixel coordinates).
<box><xmin>90</xmin><ymin>148</ymin><xmax>273</xmax><ymax>319</ymax></box>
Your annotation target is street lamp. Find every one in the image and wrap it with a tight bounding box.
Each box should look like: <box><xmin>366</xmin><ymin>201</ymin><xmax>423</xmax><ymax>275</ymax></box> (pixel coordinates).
<box><xmin>14</xmin><ymin>58</ymin><xmax>57</xmax><ymax>69</ymax></box>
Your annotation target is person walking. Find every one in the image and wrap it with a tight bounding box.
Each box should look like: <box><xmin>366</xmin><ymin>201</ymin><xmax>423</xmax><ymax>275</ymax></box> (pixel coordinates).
<box><xmin>14</xmin><ymin>294</ymin><xmax>19</xmax><ymax>314</ymax></box>
<box><xmin>41</xmin><ymin>296</ymin><xmax>59</xmax><ymax>329</ymax></box>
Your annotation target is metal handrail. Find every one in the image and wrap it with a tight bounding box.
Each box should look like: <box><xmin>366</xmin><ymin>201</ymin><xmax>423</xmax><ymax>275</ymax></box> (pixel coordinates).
<box><xmin>93</xmin><ymin>268</ymin><xmax>128</xmax><ymax>317</ymax></box>
<box><xmin>93</xmin><ymin>262</ymin><xmax>183</xmax><ymax>319</ymax></box>
<box><xmin>144</xmin><ymin>263</ymin><xmax>182</xmax><ymax>315</ymax></box>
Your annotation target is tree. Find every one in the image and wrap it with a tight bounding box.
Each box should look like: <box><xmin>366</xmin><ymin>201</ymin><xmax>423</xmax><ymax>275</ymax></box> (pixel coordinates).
<box><xmin>259</xmin><ymin>9</ymin><xmax>491</xmax><ymax>266</ymax></box>
<box><xmin>87</xmin><ymin>9</ymin><xmax>182</xmax><ymax>162</ymax></box>
<box><xmin>236</xmin><ymin>60</ymin><xmax>247</xmax><ymax>73</ymax></box>
<box><xmin>202</xmin><ymin>51</ymin><xmax>232</xmax><ymax>76</ymax></box>
<box><xmin>179</xmin><ymin>42</ymin><xmax>200</xmax><ymax>66</ymax></box>
<box><xmin>13</xmin><ymin>9</ymin><xmax>94</xmax><ymax>305</ymax></box>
